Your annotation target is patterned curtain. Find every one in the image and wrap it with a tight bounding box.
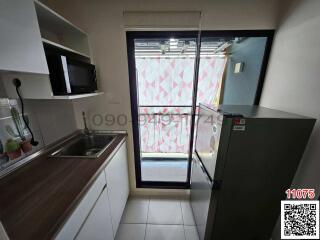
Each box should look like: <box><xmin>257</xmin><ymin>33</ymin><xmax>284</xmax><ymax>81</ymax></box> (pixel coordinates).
<box><xmin>136</xmin><ymin>56</ymin><xmax>227</xmax><ymax>153</ymax></box>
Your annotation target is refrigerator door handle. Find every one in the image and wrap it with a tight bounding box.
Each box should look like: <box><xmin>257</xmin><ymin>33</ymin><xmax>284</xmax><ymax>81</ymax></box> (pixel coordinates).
<box><xmin>212</xmin><ymin>179</ymin><xmax>222</xmax><ymax>190</ymax></box>
<box><xmin>198</xmin><ymin>160</ymin><xmax>215</xmax><ymax>187</ymax></box>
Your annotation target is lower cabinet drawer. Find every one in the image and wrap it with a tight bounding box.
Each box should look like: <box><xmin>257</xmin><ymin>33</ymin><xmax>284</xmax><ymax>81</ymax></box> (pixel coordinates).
<box><xmin>105</xmin><ymin>141</ymin><xmax>129</xmax><ymax>236</ymax></box>
<box><xmin>75</xmin><ymin>185</ymin><xmax>114</xmax><ymax>240</ymax></box>
<box><xmin>54</xmin><ymin>171</ymin><xmax>106</xmax><ymax>240</ymax></box>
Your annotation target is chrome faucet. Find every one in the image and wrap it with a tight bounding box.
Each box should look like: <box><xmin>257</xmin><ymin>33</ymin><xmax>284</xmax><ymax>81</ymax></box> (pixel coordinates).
<box><xmin>82</xmin><ymin>111</ymin><xmax>90</xmax><ymax>135</ymax></box>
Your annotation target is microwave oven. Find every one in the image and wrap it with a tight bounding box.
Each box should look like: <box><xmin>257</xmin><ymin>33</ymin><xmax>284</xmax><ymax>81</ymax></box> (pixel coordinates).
<box><xmin>44</xmin><ymin>43</ymin><xmax>97</xmax><ymax>95</ymax></box>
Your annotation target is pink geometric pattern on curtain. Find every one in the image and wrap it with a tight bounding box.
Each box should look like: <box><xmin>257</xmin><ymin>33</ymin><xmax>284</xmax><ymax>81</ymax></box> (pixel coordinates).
<box><xmin>136</xmin><ymin>57</ymin><xmax>227</xmax><ymax>153</ymax></box>
<box><xmin>136</xmin><ymin>58</ymin><xmax>195</xmax><ymax>106</ymax></box>
<box><xmin>197</xmin><ymin>57</ymin><xmax>227</xmax><ymax>106</ymax></box>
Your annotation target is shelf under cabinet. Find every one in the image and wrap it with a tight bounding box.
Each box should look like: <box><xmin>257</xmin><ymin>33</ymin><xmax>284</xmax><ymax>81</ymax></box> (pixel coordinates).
<box><xmin>1</xmin><ymin>71</ymin><xmax>104</xmax><ymax>100</ymax></box>
<box><xmin>42</xmin><ymin>38</ymin><xmax>90</xmax><ymax>58</ymax></box>
<box><xmin>51</xmin><ymin>92</ymin><xmax>104</xmax><ymax>100</ymax></box>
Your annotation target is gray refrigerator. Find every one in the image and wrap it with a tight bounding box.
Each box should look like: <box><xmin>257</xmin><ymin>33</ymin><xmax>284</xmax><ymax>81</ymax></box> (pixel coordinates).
<box><xmin>191</xmin><ymin>104</ymin><xmax>315</xmax><ymax>240</ymax></box>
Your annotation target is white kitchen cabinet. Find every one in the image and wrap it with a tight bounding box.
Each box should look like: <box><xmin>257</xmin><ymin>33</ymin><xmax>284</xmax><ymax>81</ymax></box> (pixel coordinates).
<box><xmin>0</xmin><ymin>0</ymin><xmax>48</xmax><ymax>74</ymax></box>
<box><xmin>76</xmin><ymin>184</ymin><xmax>114</xmax><ymax>240</ymax></box>
<box><xmin>55</xmin><ymin>171</ymin><xmax>107</xmax><ymax>240</ymax></box>
<box><xmin>105</xmin><ymin>141</ymin><xmax>130</xmax><ymax>236</ymax></box>
<box><xmin>55</xmin><ymin>139</ymin><xmax>129</xmax><ymax>240</ymax></box>
<box><xmin>0</xmin><ymin>0</ymin><xmax>99</xmax><ymax>100</ymax></box>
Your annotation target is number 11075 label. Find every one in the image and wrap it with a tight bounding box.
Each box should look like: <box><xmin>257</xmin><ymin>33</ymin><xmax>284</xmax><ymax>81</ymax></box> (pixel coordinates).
<box><xmin>285</xmin><ymin>189</ymin><xmax>315</xmax><ymax>199</ymax></box>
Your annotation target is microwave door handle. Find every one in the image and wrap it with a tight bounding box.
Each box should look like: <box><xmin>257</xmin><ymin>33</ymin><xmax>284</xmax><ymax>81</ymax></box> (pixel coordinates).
<box><xmin>61</xmin><ymin>56</ymin><xmax>72</xmax><ymax>94</ymax></box>
<box><xmin>94</xmin><ymin>69</ymin><xmax>97</xmax><ymax>83</ymax></box>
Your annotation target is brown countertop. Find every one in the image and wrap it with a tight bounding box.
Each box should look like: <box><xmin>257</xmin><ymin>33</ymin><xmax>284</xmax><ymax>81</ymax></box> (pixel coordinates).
<box><xmin>0</xmin><ymin>132</ymin><xmax>127</xmax><ymax>240</ymax></box>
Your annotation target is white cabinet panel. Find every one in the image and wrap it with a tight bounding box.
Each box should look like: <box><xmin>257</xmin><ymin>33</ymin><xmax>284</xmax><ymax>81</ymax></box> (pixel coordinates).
<box><xmin>76</xmin><ymin>186</ymin><xmax>114</xmax><ymax>240</ymax></box>
<box><xmin>55</xmin><ymin>171</ymin><xmax>106</xmax><ymax>240</ymax></box>
<box><xmin>55</xmin><ymin>140</ymin><xmax>128</xmax><ymax>240</ymax></box>
<box><xmin>105</xmin><ymin>141</ymin><xmax>129</xmax><ymax>236</ymax></box>
<box><xmin>0</xmin><ymin>0</ymin><xmax>48</xmax><ymax>74</ymax></box>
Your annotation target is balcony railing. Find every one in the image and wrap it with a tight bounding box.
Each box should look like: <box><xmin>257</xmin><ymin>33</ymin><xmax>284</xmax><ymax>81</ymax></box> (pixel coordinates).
<box><xmin>139</xmin><ymin>105</ymin><xmax>192</xmax><ymax>154</ymax></box>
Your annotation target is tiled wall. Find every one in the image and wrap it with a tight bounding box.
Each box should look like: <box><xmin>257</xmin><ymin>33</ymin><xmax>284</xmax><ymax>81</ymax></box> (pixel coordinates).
<box><xmin>0</xmin><ymin>72</ymin><xmax>78</xmax><ymax>146</ymax></box>
<box><xmin>0</xmin><ymin>99</ymin><xmax>44</xmax><ymax>169</ymax></box>
<box><xmin>24</xmin><ymin>100</ymin><xmax>77</xmax><ymax>146</ymax></box>
<box><xmin>0</xmin><ymin>98</ymin><xmax>78</xmax><ymax>170</ymax></box>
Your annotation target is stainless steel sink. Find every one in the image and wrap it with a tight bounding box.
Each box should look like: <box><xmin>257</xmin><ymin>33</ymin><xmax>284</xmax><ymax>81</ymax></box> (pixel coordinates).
<box><xmin>50</xmin><ymin>132</ymin><xmax>116</xmax><ymax>158</ymax></box>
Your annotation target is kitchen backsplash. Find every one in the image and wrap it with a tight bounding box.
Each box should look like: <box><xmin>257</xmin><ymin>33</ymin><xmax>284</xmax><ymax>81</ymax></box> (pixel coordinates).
<box><xmin>24</xmin><ymin>99</ymin><xmax>77</xmax><ymax>146</ymax></box>
<box><xmin>0</xmin><ymin>99</ymin><xmax>44</xmax><ymax>170</ymax></box>
<box><xmin>0</xmin><ymin>98</ymin><xmax>78</xmax><ymax>172</ymax></box>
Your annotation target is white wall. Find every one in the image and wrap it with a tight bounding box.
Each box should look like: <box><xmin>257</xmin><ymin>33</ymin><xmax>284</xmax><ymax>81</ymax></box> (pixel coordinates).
<box><xmin>260</xmin><ymin>1</ymin><xmax>320</xmax><ymax>238</ymax></box>
<box><xmin>0</xmin><ymin>73</ymin><xmax>77</xmax><ymax>146</ymax></box>
<box><xmin>42</xmin><ymin>0</ymin><xmax>280</xmax><ymax>193</ymax></box>
<box><xmin>222</xmin><ymin>37</ymin><xmax>268</xmax><ymax>105</ymax></box>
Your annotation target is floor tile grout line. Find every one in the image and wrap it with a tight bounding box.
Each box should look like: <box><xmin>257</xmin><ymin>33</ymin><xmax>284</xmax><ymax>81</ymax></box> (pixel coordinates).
<box><xmin>146</xmin><ymin>223</ymin><xmax>185</xmax><ymax>226</ymax></box>
<box><xmin>121</xmin><ymin>195</ymin><xmax>195</xmax><ymax>240</ymax></box>
<box><xmin>145</xmin><ymin>224</ymin><xmax>187</xmax><ymax>240</ymax></box>
<box><xmin>130</xmin><ymin>196</ymin><xmax>192</xmax><ymax>235</ymax></box>
<box><xmin>117</xmin><ymin>222</ymin><xmax>195</xmax><ymax>226</ymax></box>
<box><xmin>144</xmin><ymin>195</ymin><xmax>151</xmax><ymax>240</ymax></box>
<box><xmin>121</xmin><ymin>195</ymin><xmax>149</xmax><ymax>224</ymax></box>
<box><xmin>183</xmin><ymin>226</ymin><xmax>187</xmax><ymax>240</ymax></box>
<box><xmin>119</xmin><ymin>222</ymin><xmax>148</xmax><ymax>225</ymax></box>
<box><xmin>181</xmin><ymin>197</ymin><xmax>197</xmax><ymax>226</ymax></box>
<box><xmin>147</xmin><ymin>197</ymin><xmax>185</xmax><ymax>225</ymax></box>
<box><xmin>180</xmin><ymin>199</ymin><xmax>185</xmax><ymax>225</ymax></box>
<box><xmin>180</xmin><ymin>199</ymin><xmax>187</xmax><ymax>240</ymax></box>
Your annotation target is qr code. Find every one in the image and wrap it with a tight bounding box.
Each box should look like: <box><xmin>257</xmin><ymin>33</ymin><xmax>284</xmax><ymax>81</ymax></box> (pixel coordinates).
<box><xmin>281</xmin><ymin>200</ymin><xmax>319</xmax><ymax>239</ymax></box>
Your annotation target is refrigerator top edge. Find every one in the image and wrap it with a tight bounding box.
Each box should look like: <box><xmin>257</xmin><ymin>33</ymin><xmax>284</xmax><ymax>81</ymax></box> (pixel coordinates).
<box><xmin>199</xmin><ymin>103</ymin><xmax>315</xmax><ymax>120</ymax></box>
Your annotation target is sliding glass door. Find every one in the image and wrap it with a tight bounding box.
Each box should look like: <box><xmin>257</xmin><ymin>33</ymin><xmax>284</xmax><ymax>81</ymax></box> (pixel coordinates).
<box><xmin>127</xmin><ymin>30</ymin><xmax>274</xmax><ymax>189</ymax></box>
<box><xmin>127</xmin><ymin>32</ymin><xmax>197</xmax><ymax>188</ymax></box>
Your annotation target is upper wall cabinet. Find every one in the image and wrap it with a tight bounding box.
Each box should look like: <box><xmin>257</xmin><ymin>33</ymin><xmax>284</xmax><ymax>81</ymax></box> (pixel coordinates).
<box><xmin>0</xmin><ymin>0</ymin><xmax>49</xmax><ymax>74</ymax></box>
<box><xmin>34</xmin><ymin>1</ymin><xmax>90</xmax><ymax>57</ymax></box>
<box><xmin>0</xmin><ymin>1</ymin><xmax>99</xmax><ymax>99</ymax></box>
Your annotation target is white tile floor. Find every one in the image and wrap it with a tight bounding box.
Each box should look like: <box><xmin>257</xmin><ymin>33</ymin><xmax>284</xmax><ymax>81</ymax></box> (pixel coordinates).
<box><xmin>116</xmin><ymin>196</ymin><xmax>199</xmax><ymax>240</ymax></box>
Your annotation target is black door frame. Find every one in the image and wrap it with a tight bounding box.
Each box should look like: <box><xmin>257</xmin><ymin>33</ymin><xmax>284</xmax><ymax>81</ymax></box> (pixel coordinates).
<box><xmin>186</xmin><ymin>30</ymin><xmax>275</xmax><ymax>187</ymax></box>
<box><xmin>126</xmin><ymin>30</ymin><xmax>274</xmax><ymax>189</ymax></box>
<box><xmin>127</xmin><ymin>31</ymin><xmax>198</xmax><ymax>189</ymax></box>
